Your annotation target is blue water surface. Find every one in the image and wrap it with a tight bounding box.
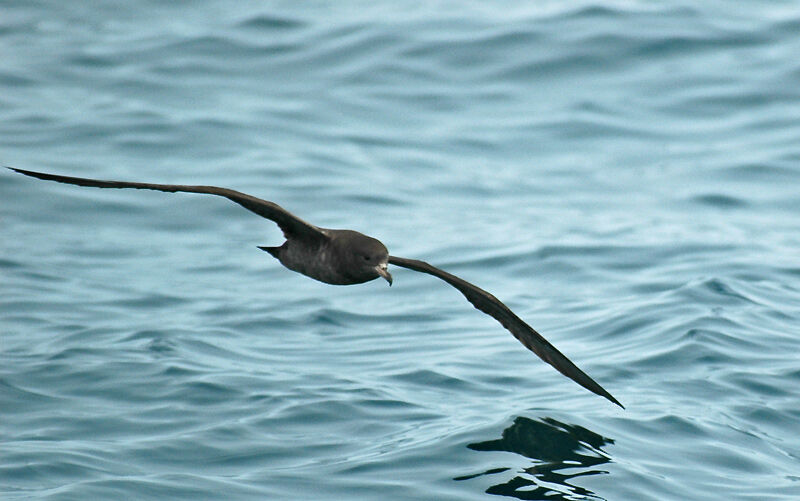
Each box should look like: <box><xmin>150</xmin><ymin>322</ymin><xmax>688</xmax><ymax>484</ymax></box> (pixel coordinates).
<box><xmin>2</xmin><ymin>1</ymin><xmax>800</xmax><ymax>500</ymax></box>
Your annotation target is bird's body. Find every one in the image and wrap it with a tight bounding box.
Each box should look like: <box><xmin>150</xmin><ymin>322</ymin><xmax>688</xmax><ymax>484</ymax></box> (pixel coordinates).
<box><xmin>264</xmin><ymin>228</ymin><xmax>390</xmax><ymax>286</ymax></box>
<box><xmin>9</xmin><ymin>166</ymin><xmax>623</xmax><ymax>408</ymax></box>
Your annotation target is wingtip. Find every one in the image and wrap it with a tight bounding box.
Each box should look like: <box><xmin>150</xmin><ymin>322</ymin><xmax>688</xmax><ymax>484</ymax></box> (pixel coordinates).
<box><xmin>604</xmin><ymin>392</ymin><xmax>625</xmax><ymax>409</ymax></box>
<box><xmin>7</xmin><ymin>166</ymin><xmax>40</xmax><ymax>177</ymax></box>
<box><xmin>589</xmin><ymin>380</ymin><xmax>623</xmax><ymax>408</ymax></box>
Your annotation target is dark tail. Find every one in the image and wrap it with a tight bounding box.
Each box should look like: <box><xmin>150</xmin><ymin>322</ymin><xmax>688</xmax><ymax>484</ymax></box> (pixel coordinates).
<box><xmin>258</xmin><ymin>246</ymin><xmax>282</xmax><ymax>259</ymax></box>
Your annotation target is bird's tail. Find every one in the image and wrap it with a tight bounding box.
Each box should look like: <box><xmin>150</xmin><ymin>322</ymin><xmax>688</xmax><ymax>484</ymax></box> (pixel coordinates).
<box><xmin>258</xmin><ymin>246</ymin><xmax>281</xmax><ymax>259</ymax></box>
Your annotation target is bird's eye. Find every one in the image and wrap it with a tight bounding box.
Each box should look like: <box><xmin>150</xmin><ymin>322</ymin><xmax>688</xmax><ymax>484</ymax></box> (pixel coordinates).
<box><xmin>363</xmin><ymin>255</ymin><xmax>371</xmax><ymax>261</ymax></box>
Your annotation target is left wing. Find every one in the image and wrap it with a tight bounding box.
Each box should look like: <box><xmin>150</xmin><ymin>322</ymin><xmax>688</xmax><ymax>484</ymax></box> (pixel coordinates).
<box><xmin>388</xmin><ymin>255</ymin><xmax>623</xmax><ymax>408</ymax></box>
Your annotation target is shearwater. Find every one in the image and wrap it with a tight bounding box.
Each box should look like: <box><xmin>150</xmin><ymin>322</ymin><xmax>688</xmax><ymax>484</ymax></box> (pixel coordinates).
<box><xmin>9</xmin><ymin>167</ymin><xmax>623</xmax><ymax>408</ymax></box>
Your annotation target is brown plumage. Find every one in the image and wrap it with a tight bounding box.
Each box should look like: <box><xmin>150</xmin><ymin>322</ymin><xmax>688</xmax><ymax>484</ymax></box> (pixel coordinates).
<box><xmin>9</xmin><ymin>166</ymin><xmax>623</xmax><ymax>408</ymax></box>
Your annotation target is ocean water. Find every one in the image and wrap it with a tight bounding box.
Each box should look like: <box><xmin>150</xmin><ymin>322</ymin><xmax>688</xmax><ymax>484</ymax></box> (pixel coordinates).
<box><xmin>2</xmin><ymin>1</ymin><xmax>800</xmax><ymax>499</ymax></box>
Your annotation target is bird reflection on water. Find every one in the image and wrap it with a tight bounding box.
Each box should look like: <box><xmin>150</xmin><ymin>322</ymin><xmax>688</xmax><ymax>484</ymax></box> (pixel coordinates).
<box><xmin>455</xmin><ymin>417</ymin><xmax>614</xmax><ymax>500</ymax></box>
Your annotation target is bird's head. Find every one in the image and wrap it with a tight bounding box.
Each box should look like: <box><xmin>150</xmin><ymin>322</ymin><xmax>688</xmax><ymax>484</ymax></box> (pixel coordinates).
<box><xmin>345</xmin><ymin>232</ymin><xmax>392</xmax><ymax>285</ymax></box>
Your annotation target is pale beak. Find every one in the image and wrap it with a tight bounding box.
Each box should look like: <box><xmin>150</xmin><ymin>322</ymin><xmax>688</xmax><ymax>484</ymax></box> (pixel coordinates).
<box><xmin>376</xmin><ymin>262</ymin><xmax>392</xmax><ymax>286</ymax></box>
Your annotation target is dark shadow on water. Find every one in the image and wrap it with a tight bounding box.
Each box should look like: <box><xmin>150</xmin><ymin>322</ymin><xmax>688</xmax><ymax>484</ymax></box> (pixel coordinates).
<box><xmin>455</xmin><ymin>416</ymin><xmax>614</xmax><ymax>500</ymax></box>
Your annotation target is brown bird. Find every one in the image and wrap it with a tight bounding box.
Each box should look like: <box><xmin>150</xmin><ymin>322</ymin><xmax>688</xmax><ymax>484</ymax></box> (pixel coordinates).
<box><xmin>9</xmin><ymin>166</ymin><xmax>623</xmax><ymax>408</ymax></box>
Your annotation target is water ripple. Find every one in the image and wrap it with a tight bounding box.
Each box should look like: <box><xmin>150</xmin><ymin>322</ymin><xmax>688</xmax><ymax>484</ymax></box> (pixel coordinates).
<box><xmin>3</xmin><ymin>2</ymin><xmax>800</xmax><ymax>500</ymax></box>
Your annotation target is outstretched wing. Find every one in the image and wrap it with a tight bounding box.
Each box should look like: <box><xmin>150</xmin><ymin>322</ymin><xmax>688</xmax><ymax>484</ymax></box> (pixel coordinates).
<box><xmin>8</xmin><ymin>167</ymin><xmax>325</xmax><ymax>240</ymax></box>
<box><xmin>388</xmin><ymin>255</ymin><xmax>623</xmax><ymax>408</ymax></box>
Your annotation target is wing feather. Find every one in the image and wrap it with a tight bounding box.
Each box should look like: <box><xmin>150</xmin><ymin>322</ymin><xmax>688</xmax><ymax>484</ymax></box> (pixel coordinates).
<box><xmin>389</xmin><ymin>255</ymin><xmax>623</xmax><ymax>408</ymax></box>
<box><xmin>8</xmin><ymin>167</ymin><xmax>324</xmax><ymax>239</ymax></box>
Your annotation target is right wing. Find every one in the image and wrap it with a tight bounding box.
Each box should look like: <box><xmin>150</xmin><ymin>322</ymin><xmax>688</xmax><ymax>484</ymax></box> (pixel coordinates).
<box><xmin>8</xmin><ymin>167</ymin><xmax>326</xmax><ymax>240</ymax></box>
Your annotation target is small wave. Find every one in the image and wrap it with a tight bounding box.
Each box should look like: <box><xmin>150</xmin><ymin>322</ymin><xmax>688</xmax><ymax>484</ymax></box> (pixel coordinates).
<box><xmin>236</xmin><ymin>14</ymin><xmax>306</xmax><ymax>31</ymax></box>
<box><xmin>689</xmin><ymin>193</ymin><xmax>748</xmax><ymax>208</ymax></box>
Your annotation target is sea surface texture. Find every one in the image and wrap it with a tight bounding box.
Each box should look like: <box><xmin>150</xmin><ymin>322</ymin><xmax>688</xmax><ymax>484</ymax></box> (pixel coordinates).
<box><xmin>2</xmin><ymin>2</ymin><xmax>800</xmax><ymax>500</ymax></box>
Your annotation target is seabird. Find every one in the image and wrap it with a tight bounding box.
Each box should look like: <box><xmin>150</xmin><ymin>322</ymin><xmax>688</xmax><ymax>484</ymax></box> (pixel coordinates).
<box><xmin>8</xmin><ymin>167</ymin><xmax>623</xmax><ymax>408</ymax></box>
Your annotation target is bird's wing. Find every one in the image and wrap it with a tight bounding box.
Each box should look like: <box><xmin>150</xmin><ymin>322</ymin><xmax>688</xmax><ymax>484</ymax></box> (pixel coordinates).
<box><xmin>8</xmin><ymin>167</ymin><xmax>326</xmax><ymax>240</ymax></box>
<box><xmin>388</xmin><ymin>255</ymin><xmax>623</xmax><ymax>408</ymax></box>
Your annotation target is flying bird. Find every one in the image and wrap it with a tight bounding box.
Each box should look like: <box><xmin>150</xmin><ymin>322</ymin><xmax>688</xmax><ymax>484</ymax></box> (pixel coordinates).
<box><xmin>9</xmin><ymin>167</ymin><xmax>623</xmax><ymax>408</ymax></box>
